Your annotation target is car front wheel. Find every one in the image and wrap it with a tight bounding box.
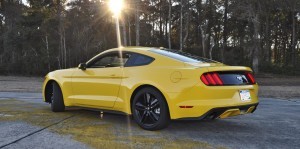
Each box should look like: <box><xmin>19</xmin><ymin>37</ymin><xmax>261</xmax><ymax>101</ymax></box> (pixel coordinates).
<box><xmin>132</xmin><ymin>87</ymin><xmax>170</xmax><ymax>130</ymax></box>
<box><xmin>50</xmin><ymin>82</ymin><xmax>65</xmax><ymax>112</ymax></box>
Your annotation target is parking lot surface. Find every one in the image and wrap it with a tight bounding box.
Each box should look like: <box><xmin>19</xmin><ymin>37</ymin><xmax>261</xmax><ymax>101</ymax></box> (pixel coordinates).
<box><xmin>0</xmin><ymin>92</ymin><xmax>299</xmax><ymax>149</ymax></box>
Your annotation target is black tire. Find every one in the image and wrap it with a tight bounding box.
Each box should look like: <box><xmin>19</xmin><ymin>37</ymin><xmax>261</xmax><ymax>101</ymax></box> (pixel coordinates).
<box><xmin>51</xmin><ymin>82</ymin><xmax>65</xmax><ymax>112</ymax></box>
<box><xmin>132</xmin><ymin>87</ymin><xmax>170</xmax><ymax>130</ymax></box>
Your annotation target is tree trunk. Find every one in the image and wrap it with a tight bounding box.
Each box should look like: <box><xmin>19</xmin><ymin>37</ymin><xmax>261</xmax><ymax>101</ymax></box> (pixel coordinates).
<box><xmin>122</xmin><ymin>18</ymin><xmax>127</xmax><ymax>46</ymax></box>
<box><xmin>179</xmin><ymin>0</ymin><xmax>183</xmax><ymax>51</ymax></box>
<box><xmin>274</xmin><ymin>30</ymin><xmax>278</xmax><ymax>64</ymax></box>
<box><xmin>196</xmin><ymin>0</ymin><xmax>203</xmax><ymax>56</ymax></box>
<box><xmin>183</xmin><ymin>5</ymin><xmax>190</xmax><ymax>49</ymax></box>
<box><xmin>201</xmin><ymin>26</ymin><xmax>206</xmax><ymax>57</ymax></box>
<box><xmin>207</xmin><ymin>26</ymin><xmax>211</xmax><ymax>58</ymax></box>
<box><xmin>59</xmin><ymin>31</ymin><xmax>63</xmax><ymax>69</ymax></box>
<box><xmin>135</xmin><ymin>0</ymin><xmax>140</xmax><ymax>46</ymax></box>
<box><xmin>45</xmin><ymin>35</ymin><xmax>50</xmax><ymax>72</ymax></box>
<box><xmin>222</xmin><ymin>0</ymin><xmax>228</xmax><ymax>63</ymax></box>
<box><xmin>238</xmin><ymin>23</ymin><xmax>246</xmax><ymax>59</ymax></box>
<box><xmin>252</xmin><ymin>14</ymin><xmax>260</xmax><ymax>73</ymax></box>
<box><xmin>283</xmin><ymin>35</ymin><xmax>287</xmax><ymax>65</ymax></box>
<box><xmin>63</xmin><ymin>29</ymin><xmax>66</xmax><ymax>68</ymax></box>
<box><xmin>209</xmin><ymin>36</ymin><xmax>215</xmax><ymax>59</ymax></box>
<box><xmin>127</xmin><ymin>16</ymin><xmax>132</xmax><ymax>46</ymax></box>
<box><xmin>57</xmin><ymin>57</ymin><xmax>61</xmax><ymax>69</ymax></box>
<box><xmin>291</xmin><ymin>10</ymin><xmax>296</xmax><ymax>68</ymax></box>
<box><xmin>57</xmin><ymin>0</ymin><xmax>64</xmax><ymax>69</ymax></box>
<box><xmin>265</xmin><ymin>13</ymin><xmax>271</xmax><ymax>63</ymax></box>
<box><xmin>168</xmin><ymin>0</ymin><xmax>172</xmax><ymax>49</ymax></box>
<box><xmin>165</xmin><ymin>17</ymin><xmax>168</xmax><ymax>42</ymax></box>
<box><xmin>159</xmin><ymin>0</ymin><xmax>163</xmax><ymax>41</ymax></box>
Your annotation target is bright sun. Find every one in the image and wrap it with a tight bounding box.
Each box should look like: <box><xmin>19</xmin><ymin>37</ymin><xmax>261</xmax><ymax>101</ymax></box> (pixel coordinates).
<box><xmin>109</xmin><ymin>0</ymin><xmax>124</xmax><ymax>16</ymax></box>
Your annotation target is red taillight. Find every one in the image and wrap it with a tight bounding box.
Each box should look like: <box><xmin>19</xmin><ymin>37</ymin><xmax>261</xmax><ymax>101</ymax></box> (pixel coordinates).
<box><xmin>200</xmin><ymin>75</ymin><xmax>209</xmax><ymax>85</ymax></box>
<box><xmin>205</xmin><ymin>73</ymin><xmax>217</xmax><ymax>85</ymax></box>
<box><xmin>200</xmin><ymin>72</ymin><xmax>223</xmax><ymax>86</ymax></box>
<box><xmin>212</xmin><ymin>73</ymin><xmax>223</xmax><ymax>85</ymax></box>
<box><xmin>246</xmin><ymin>72</ymin><xmax>256</xmax><ymax>84</ymax></box>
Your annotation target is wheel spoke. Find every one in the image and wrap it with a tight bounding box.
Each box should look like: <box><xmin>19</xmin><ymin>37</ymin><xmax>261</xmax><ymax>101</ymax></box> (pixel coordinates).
<box><xmin>149</xmin><ymin>111</ymin><xmax>159</xmax><ymax>121</ymax></box>
<box><xmin>140</xmin><ymin>111</ymin><xmax>147</xmax><ymax>123</ymax></box>
<box><xmin>144</xmin><ymin>93</ymin><xmax>150</xmax><ymax>104</ymax></box>
<box><xmin>135</xmin><ymin>102</ymin><xmax>146</xmax><ymax>111</ymax></box>
<box><xmin>150</xmin><ymin>98</ymin><xmax>159</xmax><ymax>108</ymax></box>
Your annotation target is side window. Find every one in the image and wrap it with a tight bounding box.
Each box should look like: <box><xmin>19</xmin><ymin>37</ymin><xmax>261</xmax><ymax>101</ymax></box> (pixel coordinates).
<box><xmin>88</xmin><ymin>53</ymin><xmax>131</xmax><ymax>68</ymax></box>
<box><xmin>125</xmin><ymin>53</ymin><xmax>154</xmax><ymax>67</ymax></box>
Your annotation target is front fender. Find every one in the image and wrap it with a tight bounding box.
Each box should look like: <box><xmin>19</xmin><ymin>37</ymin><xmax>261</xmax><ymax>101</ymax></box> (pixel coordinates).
<box><xmin>42</xmin><ymin>69</ymin><xmax>75</xmax><ymax>106</ymax></box>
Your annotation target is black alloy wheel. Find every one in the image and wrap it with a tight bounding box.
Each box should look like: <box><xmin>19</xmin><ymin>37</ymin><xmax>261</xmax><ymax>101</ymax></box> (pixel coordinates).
<box><xmin>132</xmin><ymin>87</ymin><xmax>170</xmax><ymax>130</ymax></box>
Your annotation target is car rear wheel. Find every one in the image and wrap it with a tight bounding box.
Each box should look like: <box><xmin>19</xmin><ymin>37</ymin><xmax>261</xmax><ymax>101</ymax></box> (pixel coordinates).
<box><xmin>132</xmin><ymin>87</ymin><xmax>170</xmax><ymax>130</ymax></box>
<box><xmin>51</xmin><ymin>82</ymin><xmax>65</xmax><ymax>112</ymax></box>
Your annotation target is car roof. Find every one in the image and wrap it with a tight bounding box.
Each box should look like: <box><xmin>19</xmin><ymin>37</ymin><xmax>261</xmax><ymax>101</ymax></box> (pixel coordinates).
<box><xmin>86</xmin><ymin>46</ymin><xmax>160</xmax><ymax>64</ymax></box>
<box><xmin>106</xmin><ymin>46</ymin><xmax>161</xmax><ymax>53</ymax></box>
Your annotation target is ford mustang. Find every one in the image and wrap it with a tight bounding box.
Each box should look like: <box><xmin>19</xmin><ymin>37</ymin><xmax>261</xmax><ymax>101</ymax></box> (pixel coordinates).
<box><xmin>43</xmin><ymin>47</ymin><xmax>259</xmax><ymax>130</ymax></box>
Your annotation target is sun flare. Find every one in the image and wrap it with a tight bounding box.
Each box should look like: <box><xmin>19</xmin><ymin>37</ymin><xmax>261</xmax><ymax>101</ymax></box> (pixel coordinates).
<box><xmin>109</xmin><ymin>0</ymin><xmax>124</xmax><ymax>16</ymax></box>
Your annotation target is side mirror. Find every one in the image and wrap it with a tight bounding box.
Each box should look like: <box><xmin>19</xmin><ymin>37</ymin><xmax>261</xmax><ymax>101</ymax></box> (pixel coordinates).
<box><xmin>78</xmin><ymin>63</ymin><xmax>87</xmax><ymax>70</ymax></box>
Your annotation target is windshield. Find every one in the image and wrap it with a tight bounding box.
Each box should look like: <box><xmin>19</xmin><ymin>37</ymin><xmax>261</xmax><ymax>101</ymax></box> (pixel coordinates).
<box><xmin>150</xmin><ymin>49</ymin><xmax>217</xmax><ymax>63</ymax></box>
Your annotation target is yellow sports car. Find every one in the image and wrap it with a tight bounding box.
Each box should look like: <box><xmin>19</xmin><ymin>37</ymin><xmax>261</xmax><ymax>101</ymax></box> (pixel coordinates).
<box><xmin>43</xmin><ymin>47</ymin><xmax>258</xmax><ymax>130</ymax></box>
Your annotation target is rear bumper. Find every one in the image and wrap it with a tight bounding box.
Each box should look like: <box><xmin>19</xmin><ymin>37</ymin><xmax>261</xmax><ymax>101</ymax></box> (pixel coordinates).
<box><xmin>166</xmin><ymin>84</ymin><xmax>259</xmax><ymax>119</ymax></box>
<box><xmin>177</xmin><ymin>103</ymin><xmax>258</xmax><ymax>120</ymax></box>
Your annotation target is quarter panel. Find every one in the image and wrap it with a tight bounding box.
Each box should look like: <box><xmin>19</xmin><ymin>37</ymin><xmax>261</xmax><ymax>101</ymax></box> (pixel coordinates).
<box><xmin>113</xmin><ymin>66</ymin><xmax>181</xmax><ymax>114</ymax></box>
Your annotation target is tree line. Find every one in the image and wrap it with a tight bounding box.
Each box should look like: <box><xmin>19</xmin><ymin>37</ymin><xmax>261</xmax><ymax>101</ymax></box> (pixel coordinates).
<box><xmin>0</xmin><ymin>0</ymin><xmax>299</xmax><ymax>75</ymax></box>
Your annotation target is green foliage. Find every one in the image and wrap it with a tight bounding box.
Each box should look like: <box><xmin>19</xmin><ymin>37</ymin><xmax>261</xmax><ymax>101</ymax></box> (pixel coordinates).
<box><xmin>0</xmin><ymin>0</ymin><xmax>299</xmax><ymax>75</ymax></box>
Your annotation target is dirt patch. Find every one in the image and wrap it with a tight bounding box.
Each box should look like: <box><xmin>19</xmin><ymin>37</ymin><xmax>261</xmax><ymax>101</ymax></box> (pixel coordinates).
<box><xmin>0</xmin><ymin>76</ymin><xmax>43</xmax><ymax>92</ymax></box>
<box><xmin>256</xmin><ymin>73</ymin><xmax>300</xmax><ymax>99</ymax></box>
<box><xmin>259</xmin><ymin>86</ymin><xmax>300</xmax><ymax>99</ymax></box>
<box><xmin>256</xmin><ymin>73</ymin><xmax>300</xmax><ymax>86</ymax></box>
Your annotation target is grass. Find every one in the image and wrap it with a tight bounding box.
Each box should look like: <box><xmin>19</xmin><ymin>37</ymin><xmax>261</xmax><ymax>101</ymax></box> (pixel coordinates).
<box><xmin>0</xmin><ymin>99</ymin><xmax>225</xmax><ymax>149</ymax></box>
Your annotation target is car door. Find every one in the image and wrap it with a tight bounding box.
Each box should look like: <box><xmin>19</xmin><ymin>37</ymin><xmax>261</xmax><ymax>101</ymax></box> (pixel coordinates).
<box><xmin>71</xmin><ymin>52</ymin><xmax>130</xmax><ymax>108</ymax></box>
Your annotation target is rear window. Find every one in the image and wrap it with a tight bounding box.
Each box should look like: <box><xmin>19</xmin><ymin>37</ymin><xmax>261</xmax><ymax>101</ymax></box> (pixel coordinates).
<box><xmin>125</xmin><ymin>53</ymin><xmax>154</xmax><ymax>67</ymax></box>
<box><xmin>150</xmin><ymin>49</ymin><xmax>216</xmax><ymax>63</ymax></box>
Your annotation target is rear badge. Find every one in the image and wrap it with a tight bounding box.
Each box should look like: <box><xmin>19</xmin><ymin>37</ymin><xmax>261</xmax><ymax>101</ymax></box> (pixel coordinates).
<box><xmin>239</xmin><ymin>90</ymin><xmax>251</xmax><ymax>101</ymax></box>
<box><xmin>236</xmin><ymin>76</ymin><xmax>243</xmax><ymax>82</ymax></box>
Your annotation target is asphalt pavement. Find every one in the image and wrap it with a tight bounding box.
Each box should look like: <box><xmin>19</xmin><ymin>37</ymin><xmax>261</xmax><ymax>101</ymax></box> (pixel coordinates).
<box><xmin>0</xmin><ymin>92</ymin><xmax>299</xmax><ymax>149</ymax></box>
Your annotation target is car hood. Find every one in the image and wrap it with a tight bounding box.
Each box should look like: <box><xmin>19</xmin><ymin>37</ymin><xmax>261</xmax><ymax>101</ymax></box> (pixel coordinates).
<box><xmin>47</xmin><ymin>68</ymin><xmax>77</xmax><ymax>78</ymax></box>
